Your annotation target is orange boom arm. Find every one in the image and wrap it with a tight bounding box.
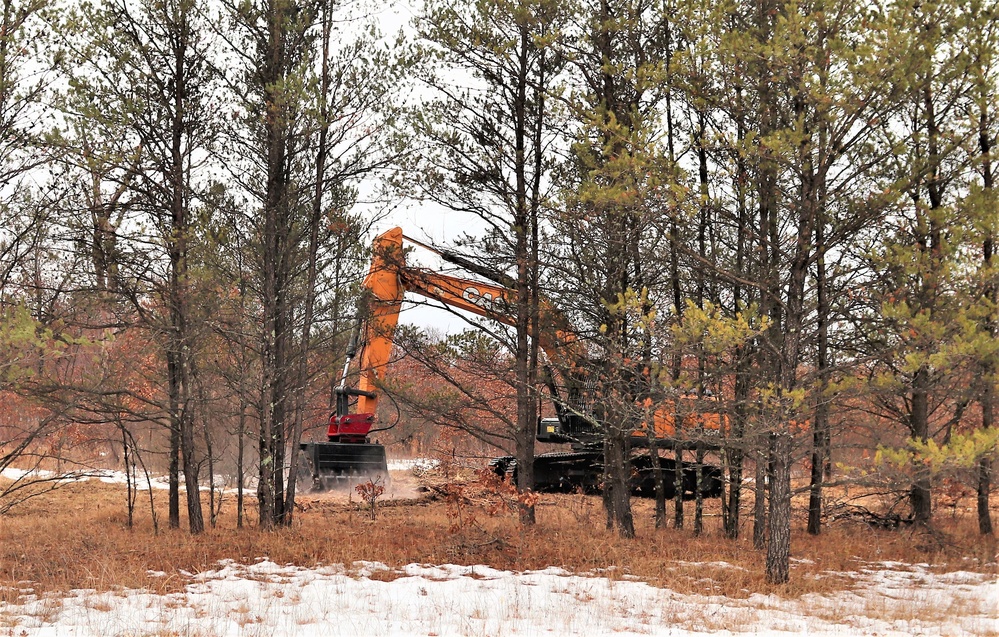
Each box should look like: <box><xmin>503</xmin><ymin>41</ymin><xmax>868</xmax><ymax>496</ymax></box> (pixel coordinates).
<box><xmin>333</xmin><ymin>226</ymin><xmax>723</xmax><ymax>445</ymax></box>
<box><xmin>332</xmin><ymin>227</ymin><xmax>573</xmax><ymax>440</ymax></box>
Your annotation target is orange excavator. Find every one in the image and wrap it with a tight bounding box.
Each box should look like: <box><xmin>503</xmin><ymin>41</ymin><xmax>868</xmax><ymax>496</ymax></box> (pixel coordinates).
<box><xmin>299</xmin><ymin>227</ymin><xmax>724</xmax><ymax>498</ymax></box>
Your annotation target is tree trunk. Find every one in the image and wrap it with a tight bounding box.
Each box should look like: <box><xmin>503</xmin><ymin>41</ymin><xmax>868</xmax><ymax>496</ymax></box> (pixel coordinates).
<box><xmin>979</xmin><ymin>455</ymin><xmax>993</xmax><ymax>535</ymax></box>
<box><xmin>282</xmin><ymin>0</ymin><xmax>334</xmax><ymax>527</ymax></box>
<box><xmin>724</xmin><ymin>429</ymin><xmax>744</xmax><ymax>539</ymax></box>
<box><xmin>910</xmin><ymin>366</ymin><xmax>932</xmax><ymax>524</ymax></box>
<box><xmin>977</xmin><ymin>88</ymin><xmax>995</xmax><ymax>536</ymax></box>
<box><xmin>237</xmin><ymin>387</ymin><xmax>247</xmax><ymax>529</ymax></box>
<box><xmin>650</xmin><ymin>444</ymin><xmax>667</xmax><ymax>528</ymax></box>
<box><xmin>202</xmin><ymin>387</ymin><xmax>218</xmax><ymax>528</ymax></box>
<box><xmin>694</xmin><ymin>108</ymin><xmax>709</xmax><ymax>537</ymax></box>
<box><xmin>725</xmin><ymin>91</ymin><xmax>750</xmax><ymax>540</ymax></box>
<box><xmin>182</xmin><ymin>409</ymin><xmax>204</xmax><ymax>534</ymax></box>
<box><xmin>808</xmin><ymin>205</ymin><xmax>830</xmax><ymax>535</ymax></box>
<box><xmin>513</xmin><ymin>22</ymin><xmax>538</xmax><ymax>526</ymax></box>
<box><xmin>174</xmin><ymin>286</ymin><xmax>204</xmax><ymax>536</ymax></box>
<box><xmin>168</xmin><ymin>397</ymin><xmax>180</xmax><ymax>529</ymax></box>
<box><xmin>607</xmin><ymin>433</ymin><xmax>635</xmax><ymax>538</ymax></box>
<box><xmin>727</xmin><ymin>354</ymin><xmax>750</xmax><ymax>539</ymax></box>
<box><xmin>694</xmin><ymin>444</ymin><xmax>704</xmax><ymax>536</ymax></box>
<box><xmin>257</xmin><ymin>0</ymin><xmax>295</xmax><ymax>530</ymax></box>
<box><xmin>168</xmin><ymin>4</ymin><xmax>203</xmax><ymax>535</ymax></box>
<box><xmin>754</xmin><ymin>38</ymin><xmax>779</xmax><ymax>553</ymax></box>
<box><xmin>765</xmin><ymin>430</ymin><xmax>792</xmax><ymax>584</ymax></box>
<box><xmin>603</xmin><ymin>437</ymin><xmax>614</xmax><ymax>531</ymax></box>
<box><xmin>764</xmin><ymin>74</ymin><xmax>817</xmax><ymax>582</ymax></box>
<box><xmin>674</xmin><ymin>447</ymin><xmax>685</xmax><ymax>529</ymax></box>
<box><xmin>122</xmin><ymin>422</ymin><xmax>135</xmax><ymax>529</ymax></box>
<box><xmin>806</xmin><ymin>408</ymin><xmax>828</xmax><ymax>535</ymax></box>
<box><xmin>752</xmin><ymin>437</ymin><xmax>767</xmax><ymax>550</ymax></box>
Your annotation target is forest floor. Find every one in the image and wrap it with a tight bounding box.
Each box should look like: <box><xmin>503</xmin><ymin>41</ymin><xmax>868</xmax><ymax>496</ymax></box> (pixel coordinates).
<box><xmin>0</xmin><ymin>464</ymin><xmax>996</xmax><ymax>636</ymax></box>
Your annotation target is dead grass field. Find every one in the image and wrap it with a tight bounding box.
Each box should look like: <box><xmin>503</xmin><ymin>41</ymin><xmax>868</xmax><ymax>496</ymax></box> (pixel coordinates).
<box><xmin>0</xmin><ymin>468</ymin><xmax>996</xmax><ymax>607</ymax></box>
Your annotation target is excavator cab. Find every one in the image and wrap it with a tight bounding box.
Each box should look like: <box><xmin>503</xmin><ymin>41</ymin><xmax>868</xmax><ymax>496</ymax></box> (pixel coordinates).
<box><xmin>536</xmin><ymin>417</ymin><xmax>567</xmax><ymax>443</ymax></box>
<box><xmin>536</xmin><ymin>414</ymin><xmax>599</xmax><ymax>444</ymax></box>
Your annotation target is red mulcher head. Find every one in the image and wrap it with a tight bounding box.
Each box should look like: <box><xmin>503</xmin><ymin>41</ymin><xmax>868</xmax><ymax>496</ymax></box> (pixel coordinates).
<box><xmin>298</xmin><ymin>410</ymin><xmax>387</xmax><ymax>492</ymax></box>
<box><xmin>328</xmin><ymin>412</ymin><xmax>374</xmax><ymax>444</ymax></box>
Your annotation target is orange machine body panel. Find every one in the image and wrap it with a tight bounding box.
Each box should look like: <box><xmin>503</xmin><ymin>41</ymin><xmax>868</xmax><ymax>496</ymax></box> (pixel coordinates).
<box><xmin>647</xmin><ymin>400</ymin><xmax>726</xmax><ymax>439</ymax></box>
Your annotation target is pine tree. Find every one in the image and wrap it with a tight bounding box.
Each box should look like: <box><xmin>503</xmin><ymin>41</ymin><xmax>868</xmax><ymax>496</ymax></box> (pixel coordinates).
<box><xmin>224</xmin><ymin>0</ymin><xmax>404</xmax><ymax>528</ymax></box>
<box><xmin>57</xmin><ymin>0</ymin><xmax>217</xmax><ymax>533</ymax></box>
<box><xmin>553</xmin><ymin>0</ymin><xmax>681</xmax><ymax>538</ymax></box>
<box><xmin>412</xmin><ymin>0</ymin><xmax>567</xmax><ymax>525</ymax></box>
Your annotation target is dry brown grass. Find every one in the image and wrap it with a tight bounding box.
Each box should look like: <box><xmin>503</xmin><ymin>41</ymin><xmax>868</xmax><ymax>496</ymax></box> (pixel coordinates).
<box><xmin>0</xmin><ymin>472</ymin><xmax>995</xmax><ymax>605</ymax></box>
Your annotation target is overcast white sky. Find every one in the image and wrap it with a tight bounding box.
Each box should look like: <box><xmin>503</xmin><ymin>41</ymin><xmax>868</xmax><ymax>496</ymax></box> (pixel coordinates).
<box><xmin>371</xmin><ymin>199</ymin><xmax>492</xmax><ymax>334</ymax></box>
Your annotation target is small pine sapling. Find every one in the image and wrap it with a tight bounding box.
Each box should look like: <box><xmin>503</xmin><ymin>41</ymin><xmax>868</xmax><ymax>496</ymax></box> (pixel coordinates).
<box><xmin>355</xmin><ymin>479</ymin><xmax>386</xmax><ymax>521</ymax></box>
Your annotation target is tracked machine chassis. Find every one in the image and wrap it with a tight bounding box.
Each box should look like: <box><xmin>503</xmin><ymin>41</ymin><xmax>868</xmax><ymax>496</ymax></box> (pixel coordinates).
<box><xmin>490</xmin><ymin>450</ymin><xmax>723</xmax><ymax>500</ymax></box>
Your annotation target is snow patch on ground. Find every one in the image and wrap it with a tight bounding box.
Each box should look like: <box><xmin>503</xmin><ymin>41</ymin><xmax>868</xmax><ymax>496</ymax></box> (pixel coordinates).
<box><xmin>1</xmin><ymin>468</ymin><xmax>57</xmax><ymax>482</ymax></box>
<box><xmin>1</xmin><ymin>559</ymin><xmax>994</xmax><ymax>636</ymax></box>
<box><xmin>3</xmin><ymin>467</ymin><xmax>187</xmax><ymax>491</ymax></box>
<box><xmin>387</xmin><ymin>458</ymin><xmax>439</xmax><ymax>472</ymax></box>
<box><xmin>3</xmin><ymin>459</ymin><xmax>437</xmax><ymax>493</ymax></box>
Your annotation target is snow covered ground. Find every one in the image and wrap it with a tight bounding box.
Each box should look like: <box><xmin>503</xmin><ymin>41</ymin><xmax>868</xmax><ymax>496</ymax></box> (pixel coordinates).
<box><xmin>2</xmin><ymin>467</ymin><xmax>178</xmax><ymax>490</ymax></box>
<box><xmin>1</xmin><ymin>558</ymin><xmax>995</xmax><ymax>636</ymax></box>
<box><xmin>3</xmin><ymin>465</ymin><xmax>995</xmax><ymax>635</ymax></box>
